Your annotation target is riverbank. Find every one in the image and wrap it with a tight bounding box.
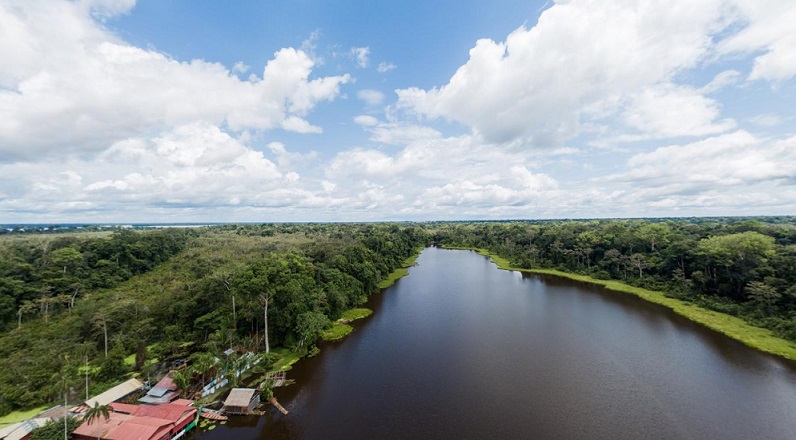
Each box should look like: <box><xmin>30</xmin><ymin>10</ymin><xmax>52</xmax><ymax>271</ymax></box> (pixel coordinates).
<box><xmin>376</xmin><ymin>249</ymin><xmax>423</xmax><ymax>289</ymax></box>
<box><xmin>321</xmin><ymin>308</ymin><xmax>374</xmax><ymax>341</ymax></box>
<box><xmin>443</xmin><ymin>246</ymin><xmax>796</xmax><ymax>362</ymax></box>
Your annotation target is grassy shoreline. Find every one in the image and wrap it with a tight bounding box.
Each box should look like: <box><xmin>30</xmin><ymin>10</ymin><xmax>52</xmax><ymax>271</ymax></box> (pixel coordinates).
<box><xmin>321</xmin><ymin>308</ymin><xmax>375</xmax><ymax>342</ymax></box>
<box><xmin>322</xmin><ymin>251</ymin><xmax>422</xmax><ymax>343</ymax></box>
<box><xmin>442</xmin><ymin>245</ymin><xmax>796</xmax><ymax>362</ymax></box>
<box><xmin>376</xmin><ymin>249</ymin><xmax>423</xmax><ymax>289</ymax></box>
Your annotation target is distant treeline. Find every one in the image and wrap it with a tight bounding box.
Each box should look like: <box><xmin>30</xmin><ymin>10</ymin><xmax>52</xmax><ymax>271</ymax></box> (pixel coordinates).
<box><xmin>433</xmin><ymin>218</ymin><xmax>796</xmax><ymax>341</ymax></box>
<box><xmin>0</xmin><ymin>223</ymin><xmax>426</xmax><ymax>414</ymax></box>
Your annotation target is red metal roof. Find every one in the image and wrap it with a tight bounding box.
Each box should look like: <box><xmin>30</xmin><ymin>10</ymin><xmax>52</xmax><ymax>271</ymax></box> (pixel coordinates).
<box><xmin>74</xmin><ymin>401</ymin><xmax>196</xmax><ymax>440</ymax></box>
<box><xmin>106</xmin><ymin>421</ymin><xmax>169</xmax><ymax>440</ymax></box>
<box><xmin>125</xmin><ymin>402</ymin><xmax>195</xmax><ymax>422</ymax></box>
<box><xmin>171</xmin><ymin>399</ymin><xmax>194</xmax><ymax>406</ymax></box>
<box><xmin>109</xmin><ymin>402</ymin><xmax>139</xmax><ymax>414</ymax></box>
<box><xmin>153</xmin><ymin>375</ymin><xmax>176</xmax><ymax>391</ymax></box>
<box><xmin>73</xmin><ymin>412</ymin><xmax>131</xmax><ymax>439</ymax></box>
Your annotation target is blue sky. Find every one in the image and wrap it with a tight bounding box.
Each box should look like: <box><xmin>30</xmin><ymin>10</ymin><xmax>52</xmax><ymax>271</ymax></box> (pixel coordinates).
<box><xmin>1</xmin><ymin>0</ymin><xmax>795</xmax><ymax>222</ymax></box>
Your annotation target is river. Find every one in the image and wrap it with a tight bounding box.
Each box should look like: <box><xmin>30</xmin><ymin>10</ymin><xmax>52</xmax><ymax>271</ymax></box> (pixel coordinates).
<box><xmin>195</xmin><ymin>247</ymin><xmax>796</xmax><ymax>439</ymax></box>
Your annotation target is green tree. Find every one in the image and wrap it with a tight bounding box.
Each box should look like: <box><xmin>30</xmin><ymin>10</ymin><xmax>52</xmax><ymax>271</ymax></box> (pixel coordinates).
<box><xmin>697</xmin><ymin>232</ymin><xmax>776</xmax><ymax>296</ymax></box>
<box><xmin>746</xmin><ymin>281</ymin><xmax>781</xmax><ymax>314</ymax></box>
<box><xmin>637</xmin><ymin>223</ymin><xmax>673</xmax><ymax>252</ymax></box>
<box><xmin>295</xmin><ymin>311</ymin><xmax>330</xmax><ymax>350</ymax></box>
<box><xmin>190</xmin><ymin>352</ymin><xmax>218</xmax><ymax>389</ymax></box>
<box><xmin>97</xmin><ymin>342</ymin><xmax>127</xmax><ymax>381</ymax></box>
<box><xmin>628</xmin><ymin>253</ymin><xmax>648</xmax><ymax>279</ymax></box>
<box><xmin>29</xmin><ymin>416</ymin><xmax>81</xmax><ymax>440</ymax></box>
<box><xmin>84</xmin><ymin>402</ymin><xmax>112</xmax><ymax>440</ymax></box>
<box><xmin>168</xmin><ymin>369</ymin><xmax>191</xmax><ymax>391</ymax></box>
<box><xmin>48</xmin><ymin>247</ymin><xmax>83</xmax><ymax>275</ymax></box>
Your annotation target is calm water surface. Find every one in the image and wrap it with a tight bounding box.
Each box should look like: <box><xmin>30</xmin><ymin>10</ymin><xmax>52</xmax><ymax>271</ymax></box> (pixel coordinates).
<box><xmin>196</xmin><ymin>247</ymin><xmax>796</xmax><ymax>439</ymax></box>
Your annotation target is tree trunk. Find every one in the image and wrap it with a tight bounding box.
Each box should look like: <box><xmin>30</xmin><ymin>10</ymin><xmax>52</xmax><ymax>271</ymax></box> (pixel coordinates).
<box><xmin>264</xmin><ymin>296</ymin><xmax>270</xmax><ymax>353</ymax></box>
<box><xmin>222</xmin><ymin>279</ymin><xmax>237</xmax><ymax>324</ymax></box>
<box><xmin>70</xmin><ymin>288</ymin><xmax>80</xmax><ymax>313</ymax></box>
<box><xmin>85</xmin><ymin>355</ymin><xmax>89</xmax><ymax>401</ymax></box>
<box><xmin>103</xmin><ymin>322</ymin><xmax>108</xmax><ymax>357</ymax></box>
<box><xmin>64</xmin><ymin>390</ymin><xmax>68</xmax><ymax>440</ymax></box>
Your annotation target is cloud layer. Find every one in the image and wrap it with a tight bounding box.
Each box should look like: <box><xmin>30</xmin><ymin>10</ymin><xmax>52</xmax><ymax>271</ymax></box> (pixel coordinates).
<box><xmin>1</xmin><ymin>0</ymin><xmax>795</xmax><ymax>221</ymax></box>
<box><xmin>0</xmin><ymin>0</ymin><xmax>349</xmax><ymax>161</ymax></box>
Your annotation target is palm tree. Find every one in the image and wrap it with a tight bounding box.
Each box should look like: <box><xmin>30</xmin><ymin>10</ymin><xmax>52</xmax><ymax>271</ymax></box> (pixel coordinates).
<box><xmin>84</xmin><ymin>402</ymin><xmax>112</xmax><ymax>440</ymax></box>
<box><xmin>190</xmin><ymin>352</ymin><xmax>218</xmax><ymax>389</ymax></box>
<box><xmin>169</xmin><ymin>369</ymin><xmax>192</xmax><ymax>394</ymax></box>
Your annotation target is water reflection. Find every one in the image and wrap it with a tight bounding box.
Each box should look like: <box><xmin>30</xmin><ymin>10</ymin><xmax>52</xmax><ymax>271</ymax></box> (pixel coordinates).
<box><xmin>194</xmin><ymin>248</ymin><xmax>796</xmax><ymax>440</ymax></box>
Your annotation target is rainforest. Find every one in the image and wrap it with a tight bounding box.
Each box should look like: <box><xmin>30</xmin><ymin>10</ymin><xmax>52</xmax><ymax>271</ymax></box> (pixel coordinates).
<box><xmin>1</xmin><ymin>218</ymin><xmax>795</xmax><ymax>429</ymax></box>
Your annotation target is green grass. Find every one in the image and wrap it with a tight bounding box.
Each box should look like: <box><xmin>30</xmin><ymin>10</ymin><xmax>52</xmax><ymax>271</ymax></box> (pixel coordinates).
<box><xmin>270</xmin><ymin>347</ymin><xmax>306</xmax><ymax>371</ymax></box>
<box><xmin>0</xmin><ymin>406</ymin><xmax>48</xmax><ymax>425</ymax></box>
<box><xmin>321</xmin><ymin>323</ymin><xmax>353</xmax><ymax>341</ymax></box>
<box><xmin>341</xmin><ymin>308</ymin><xmax>373</xmax><ymax>321</ymax></box>
<box><xmin>321</xmin><ymin>308</ymin><xmax>373</xmax><ymax>341</ymax></box>
<box><xmin>123</xmin><ymin>344</ymin><xmax>159</xmax><ymax>367</ymax></box>
<box><xmin>444</xmin><ymin>246</ymin><xmax>796</xmax><ymax>362</ymax></box>
<box><xmin>377</xmin><ymin>249</ymin><xmax>422</xmax><ymax>289</ymax></box>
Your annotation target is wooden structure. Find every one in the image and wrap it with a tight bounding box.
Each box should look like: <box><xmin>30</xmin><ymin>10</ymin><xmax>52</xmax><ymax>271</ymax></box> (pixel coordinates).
<box><xmin>269</xmin><ymin>397</ymin><xmax>289</xmax><ymax>415</ymax></box>
<box><xmin>262</xmin><ymin>371</ymin><xmax>288</xmax><ymax>388</ymax></box>
<box><xmin>221</xmin><ymin>388</ymin><xmax>260</xmax><ymax>415</ymax></box>
<box><xmin>199</xmin><ymin>409</ymin><xmax>228</xmax><ymax>421</ymax></box>
<box><xmin>73</xmin><ymin>378</ymin><xmax>144</xmax><ymax>415</ymax></box>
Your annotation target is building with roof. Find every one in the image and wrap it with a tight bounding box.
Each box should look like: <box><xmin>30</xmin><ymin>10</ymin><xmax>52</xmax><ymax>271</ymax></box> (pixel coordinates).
<box><xmin>82</xmin><ymin>378</ymin><xmax>144</xmax><ymax>409</ymax></box>
<box><xmin>0</xmin><ymin>418</ymin><xmax>50</xmax><ymax>440</ymax></box>
<box><xmin>72</xmin><ymin>399</ymin><xmax>196</xmax><ymax>440</ymax></box>
<box><xmin>139</xmin><ymin>375</ymin><xmax>179</xmax><ymax>405</ymax></box>
<box><xmin>33</xmin><ymin>405</ymin><xmax>69</xmax><ymax>420</ymax></box>
<box><xmin>221</xmin><ymin>388</ymin><xmax>260</xmax><ymax>415</ymax></box>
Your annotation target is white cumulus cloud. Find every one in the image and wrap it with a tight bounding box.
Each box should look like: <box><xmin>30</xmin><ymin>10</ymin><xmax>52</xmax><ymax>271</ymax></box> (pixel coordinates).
<box><xmin>396</xmin><ymin>0</ymin><xmax>732</xmax><ymax>146</ymax></box>
<box><xmin>0</xmin><ymin>0</ymin><xmax>350</xmax><ymax>160</ymax></box>
<box><xmin>350</xmin><ymin>46</ymin><xmax>370</xmax><ymax>68</ymax></box>
<box><xmin>357</xmin><ymin>89</ymin><xmax>385</xmax><ymax>106</ymax></box>
<box><xmin>717</xmin><ymin>0</ymin><xmax>796</xmax><ymax>81</ymax></box>
<box><xmin>354</xmin><ymin>115</ymin><xmax>380</xmax><ymax>126</ymax></box>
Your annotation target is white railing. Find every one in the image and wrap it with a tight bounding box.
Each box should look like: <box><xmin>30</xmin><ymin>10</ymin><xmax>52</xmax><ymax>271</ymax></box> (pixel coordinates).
<box><xmin>199</xmin><ymin>352</ymin><xmax>261</xmax><ymax>397</ymax></box>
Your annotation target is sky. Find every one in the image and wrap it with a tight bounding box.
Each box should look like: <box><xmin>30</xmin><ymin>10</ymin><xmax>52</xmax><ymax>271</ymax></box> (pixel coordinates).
<box><xmin>1</xmin><ymin>0</ymin><xmax>795</xmax><ymax>223</ymax></box>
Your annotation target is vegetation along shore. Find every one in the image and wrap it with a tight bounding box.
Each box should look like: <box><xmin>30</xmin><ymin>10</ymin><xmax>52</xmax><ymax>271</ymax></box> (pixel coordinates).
<box><xmin>1</xmin><ymin>217</ymin><xmax>795</xmax><ymax>432</ymax></box>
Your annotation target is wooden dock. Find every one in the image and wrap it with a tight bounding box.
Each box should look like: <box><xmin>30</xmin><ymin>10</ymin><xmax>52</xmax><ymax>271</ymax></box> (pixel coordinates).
<box><xmin>269</xmin><ymin>397</ymin><xmax>289</xmax><ymax>415</ymax></box>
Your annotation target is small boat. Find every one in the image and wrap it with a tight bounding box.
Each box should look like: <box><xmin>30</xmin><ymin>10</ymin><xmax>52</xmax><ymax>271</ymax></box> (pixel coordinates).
<box><xmin>200</xmin><ymin>408</ymin><xmax>228</xmax><ymax>421</ymax></box>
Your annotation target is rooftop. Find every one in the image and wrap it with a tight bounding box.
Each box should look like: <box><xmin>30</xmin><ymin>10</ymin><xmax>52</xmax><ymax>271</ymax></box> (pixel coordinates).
<box><xmin>223</xmin><ymin>388</ymin><xmax>257</xmax><ymax>408</ymax></box>
<box><xmin>84</xmin><ymin>378</ymin><xmax>144</xmax><ymax>408</ymax></box>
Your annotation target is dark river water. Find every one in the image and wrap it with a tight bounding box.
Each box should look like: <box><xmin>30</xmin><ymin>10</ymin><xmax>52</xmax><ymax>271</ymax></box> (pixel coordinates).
<box><xmin>196</xmin><ymin>247</ymin><xmax>796</xmax><ymax>439</ymax></box>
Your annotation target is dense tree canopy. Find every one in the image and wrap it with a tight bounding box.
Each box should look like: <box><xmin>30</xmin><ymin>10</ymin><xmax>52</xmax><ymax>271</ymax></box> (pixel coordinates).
<box><xmin>0</xmin><ymin>223</ymin><xmax>426</xmax><ymax>414</ymax></box>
